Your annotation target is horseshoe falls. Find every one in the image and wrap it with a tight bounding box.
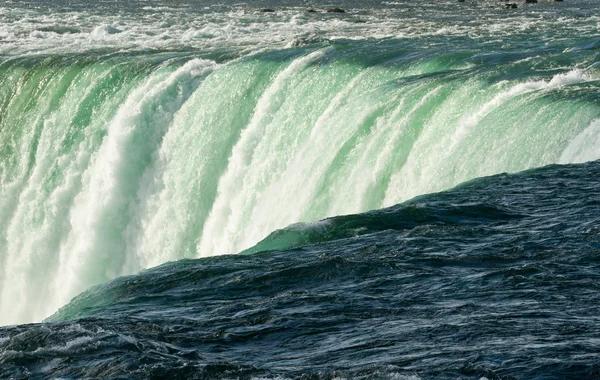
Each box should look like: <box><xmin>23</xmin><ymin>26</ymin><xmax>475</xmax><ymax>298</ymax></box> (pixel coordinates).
<box><xmin>1</xmin><ymin>0</ymin><xmax>600</xmax><ymax>379</ymax></box>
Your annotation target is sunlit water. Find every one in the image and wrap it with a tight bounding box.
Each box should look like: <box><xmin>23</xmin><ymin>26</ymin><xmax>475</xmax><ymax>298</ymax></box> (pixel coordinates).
<box><xmin>1</xmin><ymin>0</ymin><xmax>599</xmax><ymax>378</ymax></box>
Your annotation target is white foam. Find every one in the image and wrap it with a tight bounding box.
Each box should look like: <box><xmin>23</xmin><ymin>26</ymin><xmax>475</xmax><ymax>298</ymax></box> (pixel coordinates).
<box><xmin>0</xmin><ymin>59</ymin><xmax>216</xmax><ymax>325</ymax></box>
<box><xmin>30</xmin><ymin>30</ymin><xmax>53</xmax><ymax>39</ymax></box>
<box><xmin>383</xmin><ymin>68</ymin><xmax>595</xmax><ymax>207</ymax></box>
<box><xmin>1</xmin><ymin>2</ymin><xmax>600</xmax><ymax>327</ymax></box>
<box><xmin>450</xmin><ymin>69</ymin><xmax>591</xmax><ymax>151</ymax></box>
<box><xmin>91</xmin><ymin>25</ymin><xmax>122</xmax><ymax>38</ymax></box>
<box><xmin>334</xmin><ymin>84</ymin><xmax>442</xmax><ymax>215</ymax></box>
<box><xmin>232</xmin><ymin>69</ymin><xmax>370</xmax><ymax>249</ymax></box>
<box><xmin>388</xmin><ymin>375</ymin><xmax>421</xmax><ymax>380</ymax></box>
<box><xmin>0</xmin><ymin>64</ymin><xmax>125</xmax><ymax>325</ymax></box>
<box><xmin>33</xmin><ymin>335</ymin><xmax>96</xmax><ymax>354</ymax></box>
<box><xmin>0</xmin><ymin>3</ymin><xmax>597</xmax><ymax>57</ymax></box>
<box><xmin>559</xmin><ymin>119</ymin><xmax>600</xmax><ymax>164</ymax></box>
<box><xmin>197</xmin><ymin>49</ymin><xmax>327</xmax><ymax>256</ymax></box>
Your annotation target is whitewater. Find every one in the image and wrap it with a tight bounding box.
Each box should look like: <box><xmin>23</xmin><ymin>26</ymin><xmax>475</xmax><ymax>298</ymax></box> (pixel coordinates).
<box><xmin>1</xmin><ymin>0</ymin><xmax>600</xmax><ymax>330</ymax></box>
<box><xmin>1</xmin><ymin>1</ymin><xmax>600</xmax><ymax>378</ymax></box>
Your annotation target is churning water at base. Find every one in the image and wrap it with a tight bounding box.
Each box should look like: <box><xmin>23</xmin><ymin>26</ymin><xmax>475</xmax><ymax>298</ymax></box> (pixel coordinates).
<box><xmin>2</xmin><ymin>162</ymin><xmax>600</xmax><ymax>379</ymax></box>
<box><xmin>1</xmin><ymin>0</ymin><xmax>600</xmax><ymax>377</ymax></box>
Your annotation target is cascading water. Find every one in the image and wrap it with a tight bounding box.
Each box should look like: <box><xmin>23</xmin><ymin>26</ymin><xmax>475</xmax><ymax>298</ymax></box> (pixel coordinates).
<box><xmin>1</xmin><ymin>0</ymin><xmax>600</xmax><ymax>329</ymax></box>
<box><xmin>2</xmin><ymin>49</ymin><xmax>599</xmax><ymax>326</ymax></box>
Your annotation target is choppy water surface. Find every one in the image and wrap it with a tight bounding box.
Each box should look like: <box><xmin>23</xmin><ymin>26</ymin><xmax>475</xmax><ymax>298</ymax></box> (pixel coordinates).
<box><xmin>3</xmin><ymin>162</ymin><xmax>600</xmax><ymax>379</ymax></box>
<box><xmin>0</xmin><ymin>0</ymin><xmax>599</xmax><ymax>378</ymax></box>
<box><xmin>1</xmin><ymin>0</ymin><xmax>599</xmax><ymax>56</ymax></box>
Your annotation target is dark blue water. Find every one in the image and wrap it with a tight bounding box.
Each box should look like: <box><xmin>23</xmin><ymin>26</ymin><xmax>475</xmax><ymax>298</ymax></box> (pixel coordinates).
<box><xmin>2</xmin><ymin>161</ymin><xmax>599</xmax><ymax>379</ymax></box>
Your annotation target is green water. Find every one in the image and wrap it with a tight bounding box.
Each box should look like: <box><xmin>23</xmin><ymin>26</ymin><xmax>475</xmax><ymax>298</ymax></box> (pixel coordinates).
<box><xmin>1</xmin><ymin>0</ymin><xmax>600</xmax><ymax>326</ymax></box>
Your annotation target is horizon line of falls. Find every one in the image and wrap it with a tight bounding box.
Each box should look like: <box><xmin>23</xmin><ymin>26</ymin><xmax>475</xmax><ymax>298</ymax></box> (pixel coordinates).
<box><xmin>1</xmin><ymin>46</ymin><xmax>600</xmax><ymax>326</ymax></box>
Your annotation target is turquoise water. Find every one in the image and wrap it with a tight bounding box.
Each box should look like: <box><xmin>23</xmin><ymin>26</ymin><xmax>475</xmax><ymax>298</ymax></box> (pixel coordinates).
<box><xmin>1</xmin><ymin>1</ymin><xmax>600</xmax><ymax>378</ymax></box>
<box><xmin>0</xmin><ymin>0</ymin><xmax>599</xmax><ymax>336</ymax></box>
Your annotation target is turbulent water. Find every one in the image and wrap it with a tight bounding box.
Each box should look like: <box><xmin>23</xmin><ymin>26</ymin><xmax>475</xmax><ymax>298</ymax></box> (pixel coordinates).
<box><xmin>1</xmin><ymin>0</ymin><xmax>600</xmax><ymax>378</ymax></box>
<box><xmin>3</xmin><ymin>162</ymin><xmax>600</xmax><ymax>379</ymax></box>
